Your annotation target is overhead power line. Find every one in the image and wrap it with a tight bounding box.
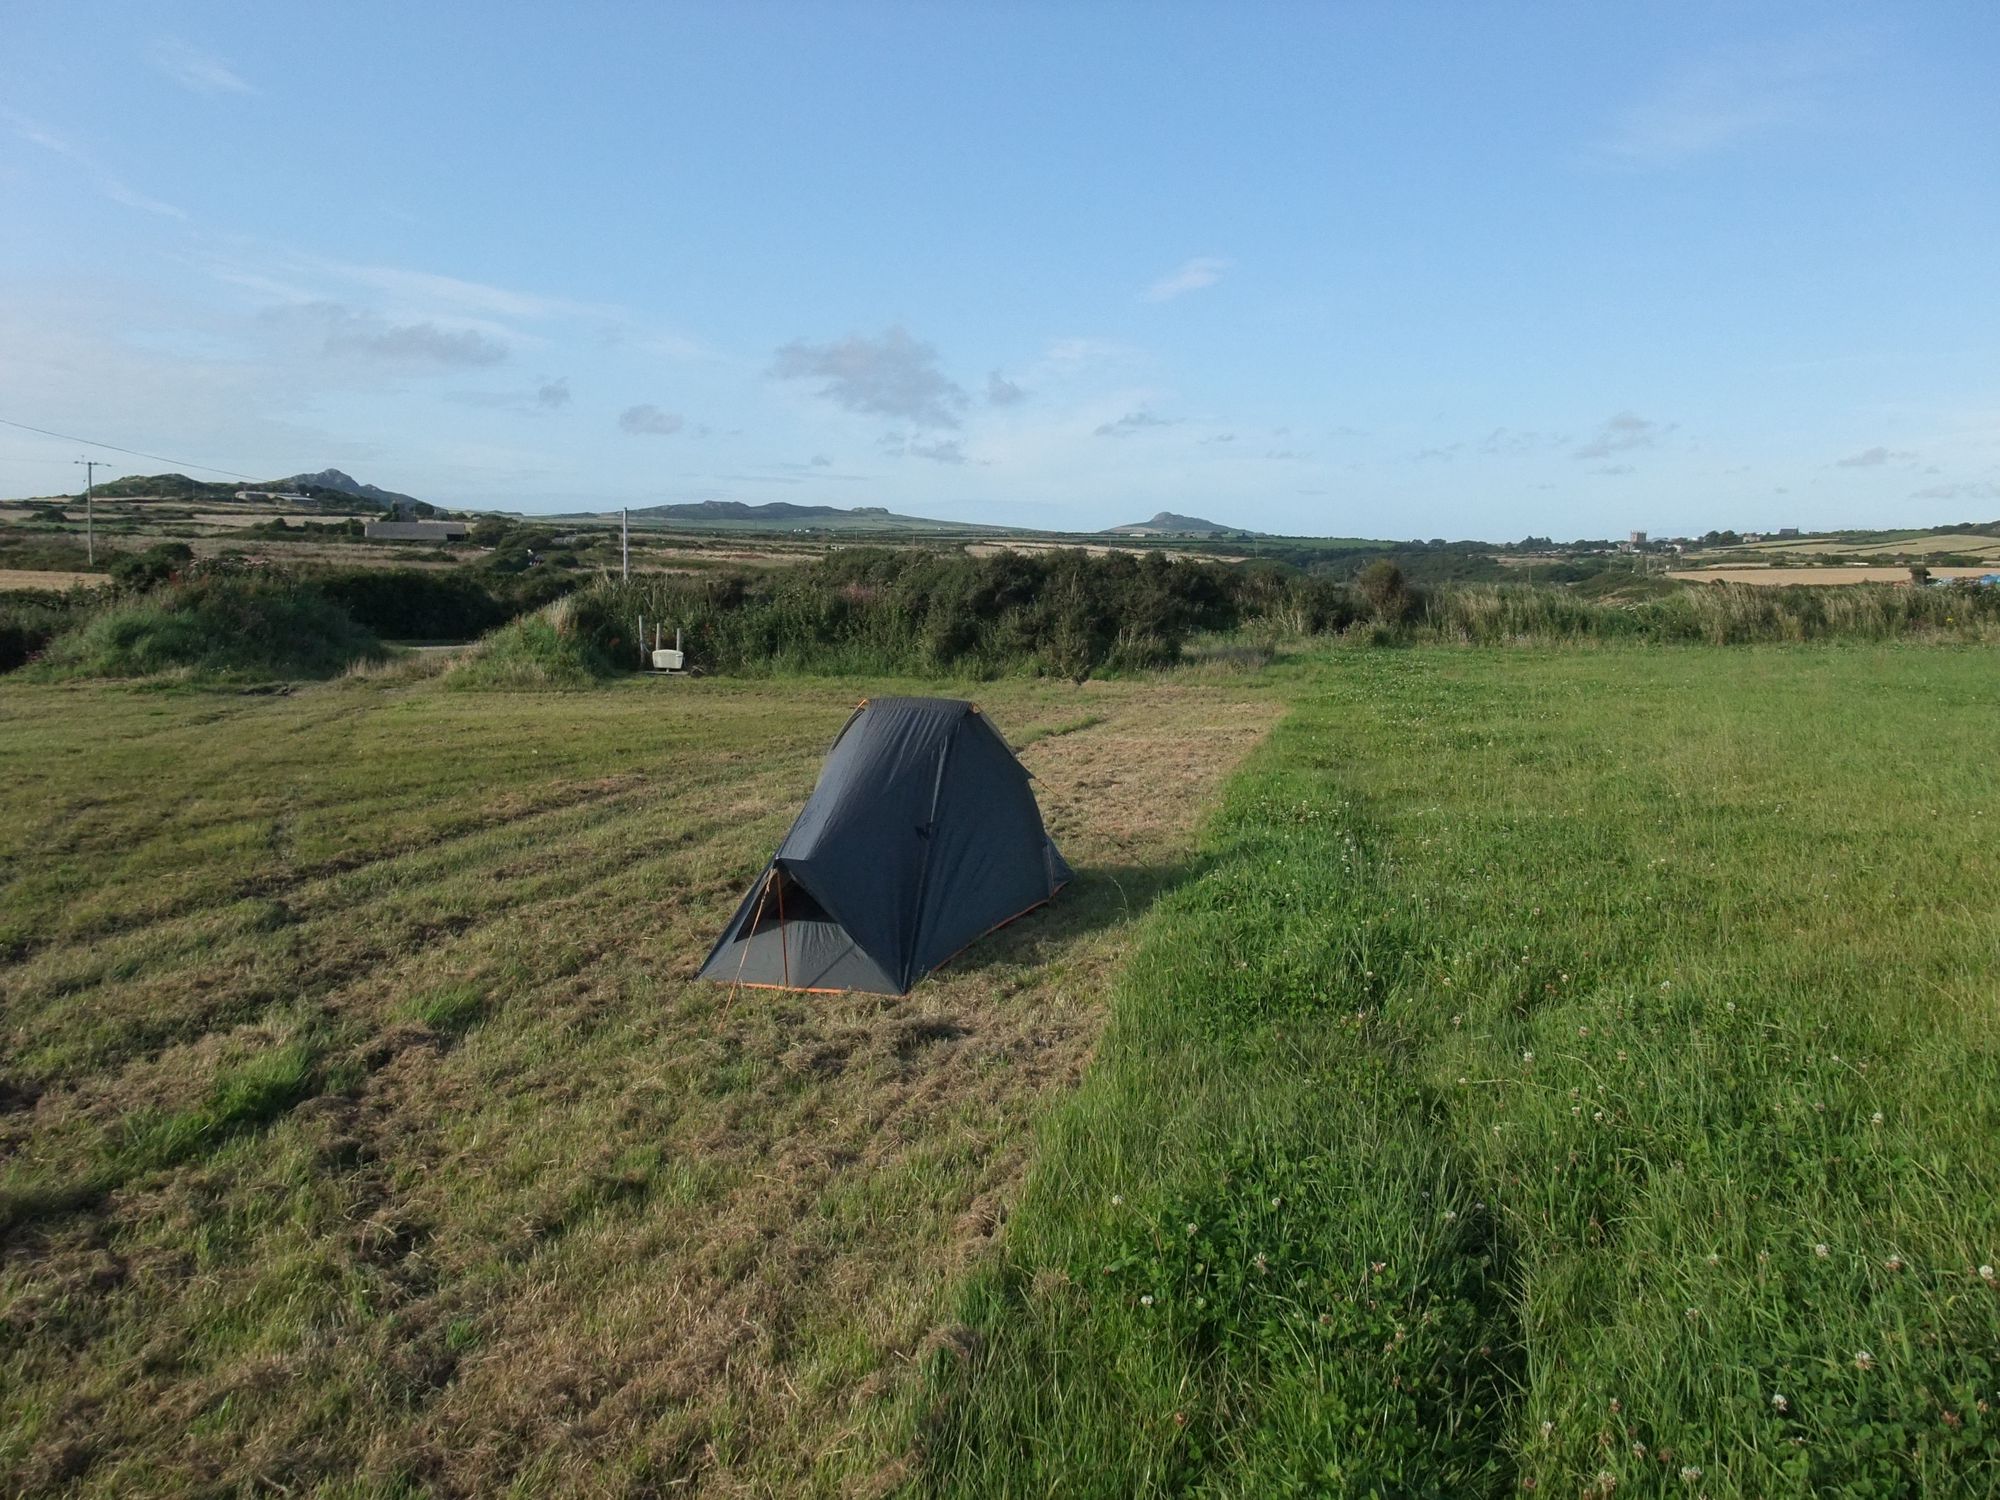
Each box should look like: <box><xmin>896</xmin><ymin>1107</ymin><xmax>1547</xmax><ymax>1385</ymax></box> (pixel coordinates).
<box><xmin>0</xmin><ymin>416</ymin><xmax>264</xmax><ymax>482</ymax></box>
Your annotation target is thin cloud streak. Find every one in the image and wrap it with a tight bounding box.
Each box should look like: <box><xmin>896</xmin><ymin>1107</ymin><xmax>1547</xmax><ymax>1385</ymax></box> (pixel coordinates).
<box><xmin>152</xmin><ymin>38</ymin><xmax>258</xmax><ymax>96</ymax></box>
<box><xmin>1144</xmin><ymin>257</ymin><xmax>1229</xmax><ymax>302</ymax></box>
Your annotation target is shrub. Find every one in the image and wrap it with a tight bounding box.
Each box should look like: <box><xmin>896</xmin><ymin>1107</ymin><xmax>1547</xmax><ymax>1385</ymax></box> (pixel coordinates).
<box><xmin>107</xmin><ymin>542</ymin><xmax>194</xmax><ymax>591</ymax></box>
<box><xmin>34</xmin><ymin>572</ymin><xmax>383</xmax><ymax>681</ymax></box>
<box><xmin>0</xmin><ymin>588</ymin><xmax>103</xmax><ymax>673</ymax></box>
<box><xmin>1356</xmin><ymin>559</ymin><xmax>1418</xmax><ymax>622</ymax></box>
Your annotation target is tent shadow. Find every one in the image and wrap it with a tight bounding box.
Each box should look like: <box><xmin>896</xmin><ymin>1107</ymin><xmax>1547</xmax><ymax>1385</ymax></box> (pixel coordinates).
<box><xmin>930</xmin><ymin>859</ymin><xmax>1208</xmax><ymax>979</ymax></box>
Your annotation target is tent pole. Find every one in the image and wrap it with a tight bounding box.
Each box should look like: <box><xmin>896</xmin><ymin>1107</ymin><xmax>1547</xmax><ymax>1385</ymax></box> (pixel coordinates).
<box><xmin>776</xmin><ymin>869</ymin><xmax>789</xmax><ymax>990</ymax></box>
<box><xmin>725</xmin><ymin>868</ymin><xmax>778</xmax><ymax>1015</ymax></box>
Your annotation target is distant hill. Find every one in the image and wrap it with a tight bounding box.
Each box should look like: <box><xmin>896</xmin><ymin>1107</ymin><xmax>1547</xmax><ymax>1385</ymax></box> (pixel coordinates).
<box><xmin>85</xmin><ymin>473</ymin><xmax>239</xmax><ymax>501</ymax></box>
<box><xmin>552</xmin><ymin>499</ymin><xmax>1016</xmax><ymax>534</ymax></box>
<box><xmin>71</xmin><ymin>468</ymin><xmax>430</xmax><ymax>513</ymax></box>
<box><xmin>1106</xmin><ymin>511</ymin><xmax>1244</xmax><ymax>536</ymax></box>
<box><xmin>273</xmin><ymin>469</ymin><xmax>423</xmax><ymax>511</ymax></box>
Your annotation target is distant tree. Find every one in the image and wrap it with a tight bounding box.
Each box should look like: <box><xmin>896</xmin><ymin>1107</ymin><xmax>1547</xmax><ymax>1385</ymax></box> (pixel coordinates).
<box><xmin>1908</xmin><ymin>565</ymin><xmax>1932</xmax><ymax>586</ymax></box>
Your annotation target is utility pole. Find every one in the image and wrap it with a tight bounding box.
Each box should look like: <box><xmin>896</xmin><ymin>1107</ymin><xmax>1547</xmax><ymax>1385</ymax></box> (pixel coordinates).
<box><xmin>621</xmin><ymin>507</ymin><xmax>630</xmax><ymax>579</ymax></box>
<box><xmin>73</xmin><ymin>459</ymin><xmax>103</xmax><ymax>566</ymax></box>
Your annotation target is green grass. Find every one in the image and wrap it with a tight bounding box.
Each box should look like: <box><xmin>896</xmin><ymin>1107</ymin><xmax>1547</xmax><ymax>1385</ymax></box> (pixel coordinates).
<box><xmin>0</xmin><ymin>666</ymin><xmax>1259</xmax><ymax>1495</ymax></box>
<box><xmin>6</xmin><ymin>646</ymin><xmax>1997</xmax><ymax>1495</ymax></box>
<box><xmin>444</xmin><ymin>596</ymin><xmax>617</xmax><ymax>689</ymax></box>
<box><xmin>918</xmin><ymin>647</ymin><xmax>2000</xmax><ymax>1497</ymax></box>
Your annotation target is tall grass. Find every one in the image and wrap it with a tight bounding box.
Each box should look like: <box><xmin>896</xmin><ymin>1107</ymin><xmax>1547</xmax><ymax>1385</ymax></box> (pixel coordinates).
<box><xmin>1419</xmin><ymin>580</ymin><xmax>2000</xmax><ymax>645</ymax></box>
<box><xmin>919</xmin><ymin>648</ymin><xmax>2000</xmax><ymax>1495</ymax></box>
<box><xmin>565</xmin><ymin>556</ymin><xmax>2000</xmax><ymax>682</ymax></box>
<box><xmin>445</xmin><ymin>594</ymin><xmax>619</xmax><ymax>689</ymax></box>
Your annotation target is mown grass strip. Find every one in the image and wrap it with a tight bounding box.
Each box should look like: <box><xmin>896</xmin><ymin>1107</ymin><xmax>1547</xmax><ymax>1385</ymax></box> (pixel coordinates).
<box><xmin>917</xmin><ymin>647</ymin><xmax>2000</xmax><ymax>1496</ymax></box>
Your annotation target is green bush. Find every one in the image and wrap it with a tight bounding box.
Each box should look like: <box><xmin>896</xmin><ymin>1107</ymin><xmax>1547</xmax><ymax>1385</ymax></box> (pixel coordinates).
<box><xmin>572</xmin><ymin>547</ymin><xmax>1246</xmax><ymax>681</ymax></box>
<box><xmin>0</xmin><ymin>587</ymin><xmax>103</xmax><ymax>673</ymax></box>
<box><xmin>34</xmin><ymin>571</ymin><xmax>383</xmax><ymax>682</ymax></box>
<box><xmin>310</xmin><ymin>566</ymin><xmax>552</xmax><ymax>640</ymax></box>
<box><xmin>107</xmin><ymin>541</ymin><xmax>194</xmax><ymax>591</ymax></box>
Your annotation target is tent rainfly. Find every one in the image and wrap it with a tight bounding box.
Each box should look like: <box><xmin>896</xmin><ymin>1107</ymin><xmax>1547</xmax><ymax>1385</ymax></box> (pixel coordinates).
<box><xmin>699</xmin><ymin>696</ymin><xmax>1071</xmax><ymax>995</ymax></box>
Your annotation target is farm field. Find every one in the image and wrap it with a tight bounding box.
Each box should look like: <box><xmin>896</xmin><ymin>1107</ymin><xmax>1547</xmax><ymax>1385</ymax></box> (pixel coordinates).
<box><xmin>4</xmin><ymin>647</ymin><xmax>1999</xmax><ymax>1496</ymax></box>
<box><xmin>1673</xmin><ymin>565</ymin><xmax>1996</xmax><ymax>586</ymax></box>
<box><xmin>0</xmin><ymin>670</ymin><xmax>1277</xmax><ymax>1495</ymax></box>
<box><xmin>0</xmin><ymin>569</ymin><xmax>106</xmax><ymax>592</ymax></box>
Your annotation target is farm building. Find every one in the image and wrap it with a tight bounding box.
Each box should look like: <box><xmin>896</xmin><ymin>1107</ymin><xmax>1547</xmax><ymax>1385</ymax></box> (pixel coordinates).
<box><xmin>364</xmin><ymin>519</ymin><xmax>470</xmax><ymax>541</ymax></box>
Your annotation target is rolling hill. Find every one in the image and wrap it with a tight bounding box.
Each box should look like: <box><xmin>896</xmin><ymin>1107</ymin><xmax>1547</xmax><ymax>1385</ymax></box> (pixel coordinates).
<box><xmin>551</xmin><ymin>500</ymin><xmax>1019</xmax><ymax>534</ymax></box>
<box><xmin>1105</xmin><ymin>511</ymin><xmax>1245</xmax><ymax>536</ymax></box>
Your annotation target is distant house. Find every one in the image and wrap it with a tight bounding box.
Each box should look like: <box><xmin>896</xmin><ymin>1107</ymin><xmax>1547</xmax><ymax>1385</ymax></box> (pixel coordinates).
<box><xmin>364</xmin><ymin>519</ymin><xmax>470</xmax><ymax>541</ymax></box>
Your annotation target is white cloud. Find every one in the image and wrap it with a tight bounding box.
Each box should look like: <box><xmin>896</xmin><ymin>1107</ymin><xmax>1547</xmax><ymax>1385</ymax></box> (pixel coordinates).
<box><xmin>1835</xmin><ymin>445</ymin><xmax>1917</xmax><ymax>468</ymax></box>
<box><xmin>6</xmin><ymin>111</ymin><xmax>186</xmax><ymax>218</ymax></box>
<box><xmin>152</xmin><ymin>38</ymin><xmax>257</xmax><ymax>97</ymax></box>
<box><xmin>1573</xmin><ymin>411</ymin><xmax>1675</xmax><ymax>460</ymax></box>
<box><xmin>1599</xmin><ymin>37</ymin><xmax>1857</xmax><ymax>167</ymax></box>
<box><xmin>770</xmin><ymin>326</ymin><xmax>968</xmax><ymax>428</ymax></box>
<box><xmin>1144</xmin><ymin>256</ymin><xmax>1230</xmax><ymax>302</ymax></box>
<box><xmin>265</xmin><ymin>301</ymin><xmax>508</xmax><ymax>367</ymax></box>
<box><xmin>986</xmin><ymin>370</ymin><xmax>1027</xmax><ymax>406</ymax></box>
<box><xmin>619</xmin><ymin>404</ymin><xmax>683</xmax><ymax>436</ymax></box>
<box><xmin>1911</xmin><ymin>480</ymin><xmax>2000</xmax><ymax>503</ymax></box>
<box><xmin>1094</xmin><ymin>410</ymin><xmax>1181</xmax><ymax>438</ymax></box>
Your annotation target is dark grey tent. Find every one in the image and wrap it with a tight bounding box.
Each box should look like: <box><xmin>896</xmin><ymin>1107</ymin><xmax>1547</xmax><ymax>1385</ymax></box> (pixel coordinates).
<box><xmin>699</xmin><ymin>697</ymin><xmax>1071</xmax><ymax>995</ymax></box>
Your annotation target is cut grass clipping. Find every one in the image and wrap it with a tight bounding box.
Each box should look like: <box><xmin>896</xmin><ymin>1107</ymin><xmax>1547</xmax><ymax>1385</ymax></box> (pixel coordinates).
<box><xmin>919</xmin><ymin>648</ymin><xmax>2000</xmax><ymax>1496</ymax></box>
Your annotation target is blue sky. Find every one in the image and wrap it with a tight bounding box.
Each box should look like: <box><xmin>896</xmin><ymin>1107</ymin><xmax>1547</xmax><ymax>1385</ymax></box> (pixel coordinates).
<box><xmin>2</xmin><ymin>3</ymin><xmax>1996</xmax><ymax>537</ymax></box>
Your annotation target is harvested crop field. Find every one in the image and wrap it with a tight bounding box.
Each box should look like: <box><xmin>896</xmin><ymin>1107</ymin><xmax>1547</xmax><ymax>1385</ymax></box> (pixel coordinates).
<box><xmin>1673</xmin><ymin>565</ymin><xmax>1996</xmax><ymax>585</ymax></box>
<box><xmin>0</xmin><ymin>672</ymin><xmax>1277</xmax><ymax>1495</ymax></box>
<box><xmin>0</xmin><ymin>569</ymin><xmax>107</xmax><ymax>592</ymax></box>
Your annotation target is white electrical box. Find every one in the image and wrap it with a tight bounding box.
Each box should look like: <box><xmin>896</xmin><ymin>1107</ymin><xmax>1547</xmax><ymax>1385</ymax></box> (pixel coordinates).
<box><xmin>651</xmin><ymin>649</ymin><xmax>686</xmax><ymax>672</ymax></box>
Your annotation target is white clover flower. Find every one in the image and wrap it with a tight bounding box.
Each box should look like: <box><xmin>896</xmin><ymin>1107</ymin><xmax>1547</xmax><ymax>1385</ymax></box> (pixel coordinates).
<box><xmin>1679</xmin><ymin>1466</ymin><xmax>1702</xmax><ymax>1484</ymax></box>
<box><xmin>1111</xmin><ymin>1194</ymin><xmax>1123</xmax><ymax>1206</ymax></box>
<box><xmin>1772</xmin><ymin>1393</ymin><xmax>1789</xmax><ymax>1412</ymax></box>
<box><xmin>1885</xmin><ymin>1255</ymin><xmax>1905</xmax><ymax>1272</ymax></box>
<box><xmin>1814</xmin><ymin>1243</ymin><xmax>1830</xmax><ymax>1259</ymax></box>
<box><xmin>1854</xmin><ymin>1349</ymin><xmax>1875</xmax><ymax>1370</ymax></box>
<box><xmin>1185</xmin><ymin>1222</ymin><xmax>1199</xmax><ymax>1237</ymax></box>
<box><xmin>1540</xmin><ymin>1419</ymin><xmax>1554</xmax><ymax>1437</ymax></box>
<box><xmin>1140</xmin><ymin>1294</ymin><xmax>1154</xmax><ymax>1307</ymax></box>
<box><xmin>1522</xmin><ymin>1049</ymin><xmax>1535</xmax><ymax>1063</ymax></box>
<box><xmin>1979</xmin><ymin>1265</ymin><xmax>1996</xmax><ymax>1283</ymax></box>
<box><xmin>1870</xmin><ymin>1111</ymin><xmax>1884</xmax><ymax>1126</ymax></box>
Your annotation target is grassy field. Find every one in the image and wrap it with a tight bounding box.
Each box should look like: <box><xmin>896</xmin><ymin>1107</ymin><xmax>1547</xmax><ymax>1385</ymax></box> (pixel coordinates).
<box><xmin>5</xmin><ymin>646</ymin><xmax>1998</xmax><ymax>1496</ymax></box>
<box><xmin>919</xmin><ymin>647</ymin><xmax>2000</xmax><ymax>1497</ymax></box>
<box><xmin>0</xmin><ymin>669</ymin><xmax>1276</xmax><ymax>1495</ymax></box>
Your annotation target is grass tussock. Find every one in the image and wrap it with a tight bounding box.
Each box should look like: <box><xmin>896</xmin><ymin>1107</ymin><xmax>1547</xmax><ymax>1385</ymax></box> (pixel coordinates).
<box><xmin>445</xmin><ymin>595</ymin><xmax>619</xmax><ymax>690</ymax></box>
<box><xmin>31</xmin><ymin>572</ymin><xmax>383</xmax><ymax>682</ymax></box>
